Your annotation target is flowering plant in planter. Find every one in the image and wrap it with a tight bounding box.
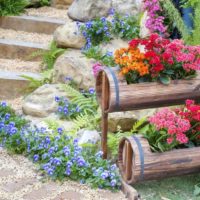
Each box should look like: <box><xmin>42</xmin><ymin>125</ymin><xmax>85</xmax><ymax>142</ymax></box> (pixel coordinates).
<box><xmin>114</xmin><ymin>34</ymin><xmax>200</xmax><ymax>84</ymax></box>
<box><xmin>141</xmin><ymin>100</ymin><xmax>200</xmax><ymax>152</ymax></box>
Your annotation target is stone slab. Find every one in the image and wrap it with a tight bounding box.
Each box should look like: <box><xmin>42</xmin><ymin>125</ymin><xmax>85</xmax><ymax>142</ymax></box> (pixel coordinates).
<box><xmin>0</xmin><ymin>39</ymin><xmax>48</xmax><ymax>61</ymax></box>
<box><xmin>0</xmin><ymin>16</ymin><xmax>65</xmax><ymax>35</ymax></box>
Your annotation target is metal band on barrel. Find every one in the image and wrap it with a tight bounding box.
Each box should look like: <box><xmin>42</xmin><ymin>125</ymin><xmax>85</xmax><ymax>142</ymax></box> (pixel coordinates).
<box><xmin>106</xmin><ymin>67</ymin><xmax>120</xmax><ymax>110</ymax></box>
<box><xmin>132</xmin><ymin>136</ymin><xmax>144</xmax><ymax>180</ymax></box>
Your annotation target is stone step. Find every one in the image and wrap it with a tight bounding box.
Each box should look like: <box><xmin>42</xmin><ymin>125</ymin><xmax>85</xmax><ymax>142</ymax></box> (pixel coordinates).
<box><xmin>0</xmin><ymin>70</ymin><xmax>41</xmax><ymax>99</ymax></box>
<box><xmin>0</xmin><ymin>39</ymin><xmax>48</xmax><ymax>61</ymax></box>
<box><xmin>0</xmin><ymin>15</ymin><xmax>65</xmax><ymax>35</ymax></box>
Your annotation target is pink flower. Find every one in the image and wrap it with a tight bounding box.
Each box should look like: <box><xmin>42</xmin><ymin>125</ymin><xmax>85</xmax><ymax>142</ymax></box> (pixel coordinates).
<box><xmin>167</xmin><ymin>137</ymin><xmax>174</xmax><ymax>144</ymax></box>
<box><xmin>92</xmin><ymin>63</ymin><xmax>103</xmax><ymax>77</ymax></box>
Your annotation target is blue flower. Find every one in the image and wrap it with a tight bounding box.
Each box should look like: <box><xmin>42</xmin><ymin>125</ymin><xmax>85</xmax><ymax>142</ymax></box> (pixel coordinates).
<box><xmin>9</xmin><ymin>122</ymin><xmax>15</xmax><ymax>128</ymax></box>
<box><xmin>33</xmin><ymin>154</ymin><xmax>39</xmax><ymax>162</ymax></box>
<box><xmin>111</xmin><ymin>179</ymin><xmax>117</xmax><ymax>187</ymax></box>
<box><xmin>89</xmin><ymin>88</ymin><xmax>95</xmax><ymax>94</ymax></box>
<box><xmin>55</xmin><ymin>96</ymin><xmax>60</xmax><ymax>102</ymax></box>
<box><xmin>95</xmin><ymin>151</ymin><xmax>103</xmax><ymax>158</ymax></box>
<box><xmin>66</xmin><ymin>161</ymin><xmax>73</xmax><ymax>168</ymax></box>
<box><xmin>47</xmin><ymin>168</ymin><xmax>54</xmax><ymax>176</ymax></box>
<box><xmin>1</xmin><ymin>102</ymin><xmax>7</xmax><ymax>107</ymax></box>
<box><xmin>86</xmin><ymin>21</ymin><xmax>93</xmax><ymax>29</ymax></box>
<box><xmin>5</xmin><ymin>113</ymin><xmax>10</xmax><ymax>120</ymax></box>
<box><xmin>65</xmin><ymin>168</ymin><xmax>71</xmax><ymax>176</ymax></box>
<box><xmin>57</xmin><ymin>127</ymin><xmax>63</xmax><ymax>135</ymax></box>
<box><xmin>63</xmin><ymin>146</ymin><xmax>70</xmax><ymax>156</ymax></box>
<box><xmin>96</xmin><ymin>29</ymin><xmax>102</xmax><ymax>34</ymax></box>
<box><xmin>108</xmin><ymin>8</ymin><xmax>115</xmax><ymax>15</ymax></box>
<box><xmin>53</xmin><ymin>158</ymin><xmax>62</xmax><ymax>166</ymax></box>
<box><xmin>65</xmin><ymin>76</ymin><xmax>72</xmax><ymax>81</ymax></box>
<box><xmin>101</xmin><ymin>17</ymin><xmax>106</xmax><ymax>23</ymax></box>
<box><xmin>10</xmin><ymin>127</ymin><xmax>18</xmax><ymax>135</ymax></box>
<box><xmin>45</xmin><ymin>136</ymin><xmax>51</xmax><ymax>144</ymax></box>
<box><xmin>101</xmin><ymin>171</ymin><xmax>109</xmax><ymax>180</ymax></box>
<box><xmin>106</xmin><ymin>51</ymin><xmax>113</xmax><ymax>57</ymax></box>
<box><xmin>77</xmin><ymin>156</ymin><xmax>86</xmax><ymax>167</ymax></box>
<box><xmin>110</xmin><ymin>164</ymin><xmax>117</xmax><ymax>171</ymax></box>
<box><xmin>58</xmin><ymin>106</ymin><xmax>63</xmax><ymax>113</ymax></box>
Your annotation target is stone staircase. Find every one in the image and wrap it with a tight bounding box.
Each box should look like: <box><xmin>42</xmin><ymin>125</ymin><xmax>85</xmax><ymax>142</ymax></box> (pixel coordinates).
<box><xmin>0</xmin><ymin>10</ymin><xmax>65</xmax><ymax>100</ymax></box>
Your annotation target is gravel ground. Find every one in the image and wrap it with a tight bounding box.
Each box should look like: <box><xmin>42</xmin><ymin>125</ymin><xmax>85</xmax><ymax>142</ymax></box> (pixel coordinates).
<box><xmin>2</xmin><ymin>97</ymin><xmax>24</xmax><ymax>115</ymax></box>
<box><xmin>0</xmin><ymin>28</ymin><xmax>52</xmax><ymax>47</ymax></box>
<box><xmin>0</xmin><ymin>147</ymin><xmax>126</xmax><ymax>200</ymax></box>
<box><xmin>0</xmin><ymin>58</ymin><xmax>41</xmax><ymax>73</ymax></box>
<box><xmin>25</xmin><ymin>7</ymin><xmax>71</xmax><ymax>21</ymax></box>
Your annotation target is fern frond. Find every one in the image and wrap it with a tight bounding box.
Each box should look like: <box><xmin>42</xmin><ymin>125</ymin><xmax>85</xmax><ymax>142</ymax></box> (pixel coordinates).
<box><xmin>131</xmin><ymin>117</ymin><xmax>148</xmax><ymax>133</ymax></box>
<box><xmin>61</xmin><ymin>84</ymin><xmax>99</xmax><ymax>114</ymax></box>
<box><xmin>44</xmin><ymin>118</ymin><xmax>60</xmax><ymax>132</ymax></box>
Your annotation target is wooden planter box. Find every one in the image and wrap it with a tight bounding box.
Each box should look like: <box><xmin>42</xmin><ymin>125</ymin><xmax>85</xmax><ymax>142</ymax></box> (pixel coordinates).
<box><xmin>96</xmin><ymin>67</ymin><xmax>200</xmax><ymax>158</ymax></box>
<box><xmin>118</xmin><ymin>135</ymin><xmax>200</xmax><ymax>184</ymax></box>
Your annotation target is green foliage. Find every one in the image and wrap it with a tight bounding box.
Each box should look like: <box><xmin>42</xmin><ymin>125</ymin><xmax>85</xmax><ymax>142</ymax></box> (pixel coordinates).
<box><xmin>21</xmin><ymin>69</ymin><xmax>53</xmax><ymax>93</ymax></box>
<box><xmin>185</xmin><ymin>1</ymin><xmax>200</xmax><ymax>45</ymax></box>
<box><xmin>79</xmin><ymin>12</ymin><xmax>140</xmax><ymax>48</ymax></box>
<box><xmin>72</xmin><ymin>111</ymin><xmax>101</xmax><ymax>133</ymax></box>
<box><xmin>79</xmin><ymin>18</ymin><xmax>112</xmax><ymax>46</ymax></box>
<box><xmin>160</xmin><ymin>0</ymin><xmax>190</xmax><ymax>41</ymax></box>
<box><xmin>112</xmin><ymin>13</ymin><xmax>140</xmax><ymax>40</ymax></box>
<box><xmin>181</xmin><ymin>0</ymin><xmax>199</xmax><ymax>7</ymax></box>
<box><xmin>0</xmin><ymin>103</ymin><xmax>28</xmax><ymax>154</ymax></box>
<box><xmin>37</xmin><ymin>0</ymin><xmax>50</xmax><ymax>6</ymax></box>
<box><xmin>61</xmin><ymin>84</ymin><xmax>99</xmax><ymax>115</ymax></box>
<box><xmin>31</xmin><ymin>41</ymin><xmax>65</xmax><ymax>70</ymax></box>
<box><xmin>108</xmin><ymin>118</ymin><xmax>147</xmax><ymax>159</ymax></box>
<box><xmin>0</xmin><ymin>0</ymin><xmax>28</xmax><ymax>16</ymax></box>
<box><xmin>59</xmin><ymin>84</ymin><xmax>101</xmax><ymax>132</ymax></box>
<box><xmin>83</xmin><ymin>46</ymin><xmax>115</xmax><ymax>67</ymax></box>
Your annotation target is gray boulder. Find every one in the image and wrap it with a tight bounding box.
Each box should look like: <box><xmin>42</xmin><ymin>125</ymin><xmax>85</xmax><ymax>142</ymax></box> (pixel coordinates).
<box><xmin>54</xmin><ymin>22</ymin><xmax>85</xmax><ymax>49</ymax></box>
<box><xmin>53</xmin><ymin>49</ymin><xmax>95</xmax><ymax>89</ymax></box>
<box><xmin>77</xmin><ymin>129</ymin><xmax>101</xmax><ymax>145</ymax></box>
<box><xmin>22</xmin><ymin>84</ymin><xmax>67</xmax><ymax>117</ymax></box>
<box><xmin>68</xmin><ymin>0</ymin><xmax>112</xmax><ymax>22</ymax></box>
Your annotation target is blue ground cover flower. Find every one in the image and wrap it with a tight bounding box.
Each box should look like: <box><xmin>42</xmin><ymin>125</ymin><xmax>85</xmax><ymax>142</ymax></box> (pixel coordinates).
<box><xmin>0</xmin><ymin>101</ymin><xmax>121</xmax><ymax>190</ymax></box>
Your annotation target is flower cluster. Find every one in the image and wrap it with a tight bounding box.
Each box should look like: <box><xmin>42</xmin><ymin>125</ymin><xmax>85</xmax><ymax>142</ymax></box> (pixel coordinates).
<box><xmin>146</xmin><ymin>100</ymin><xmax>200</xmax><ymax>151</ymax></box>
<box><xmin>149</xmin><ymin>108</ymin><xmax>191</xmax><ymax>145</ymax></box>
<box><xmin>79</xmin><ymin>10</ymin><xmax>140</xmax><ymax>49</ymax></box>
<box><xmin>55</xmin><ymin>96</ymin><xmax>81</xmax><ymax>120</ymax></box>
<box><xmin>92</xmin><ymin>62</ymin><xmax>103</xmax><ymax>77</ymax></box>
<box><xmin>0</xmin><ymin>102</ymin><xmax>121</xmax><ymax>190</ymax></box>
<box><xmin>143</xmin><ymin>0</ymin><xmax>167</xmax><ymax>35</ymax></box>
<box><xmin>79</xmin><ymin>17</ymin><xmax>112</xmax><ymax>49</ymax></box>
<box><xmin>115</xmin><ymin>47</ymin><xmax>149</xmax><ymax>83</ymax></box>
<box><xmin>176</xmin><ymin>100</ymin><xmax>200</xmax><ymax>143</ymax></box>
<box><xmin>115</xmin><ymin>34</ymin><xmax>200</xmax><ymax>84</ymax></box>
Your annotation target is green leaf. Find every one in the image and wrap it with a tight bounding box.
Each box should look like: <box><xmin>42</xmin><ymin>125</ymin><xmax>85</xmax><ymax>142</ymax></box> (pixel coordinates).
<box><xmin>159</xmin><ymin>75</ymin><xmax>171</xmax><ymax>85</ymax></box>
<box><xmin>194</xmin><ymin>184</ymin><xmax>200</xmax><ymax>196</ymax></box>
<box><xmin>164</xmin><ymin>69</ymin><xmax>174</xmax><ymax>75</ymax></box>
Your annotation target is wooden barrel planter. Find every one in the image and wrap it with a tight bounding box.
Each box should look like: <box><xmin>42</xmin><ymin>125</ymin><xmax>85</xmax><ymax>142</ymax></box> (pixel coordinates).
<box><xmin>118</xmin><ymin>135</ymin><xmax>200</xmax><ymax>184</ymax></box>
<box><xmin>96</xmin><ymin>67</ymin><xmax>200</xmax><ymax>158</ymax></box>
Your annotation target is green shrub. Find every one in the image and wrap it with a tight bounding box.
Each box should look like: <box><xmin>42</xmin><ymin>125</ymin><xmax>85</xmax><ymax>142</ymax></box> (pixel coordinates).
<box><xmin>0</xmin><ymin>0</ymin><xmax>28</xmax><ymax>16</ymax></box>
<box><xmin>31</xmin><ymin>41</ymin><xmax>66</xmax><ymax>70</ymax></box>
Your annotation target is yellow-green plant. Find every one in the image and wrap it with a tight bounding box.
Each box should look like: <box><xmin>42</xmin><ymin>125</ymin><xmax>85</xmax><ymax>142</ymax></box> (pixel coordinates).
<box><xmin>0</xmin><ymin>0</ymin><xmax>28</xmax><ymax>16</ymax></box>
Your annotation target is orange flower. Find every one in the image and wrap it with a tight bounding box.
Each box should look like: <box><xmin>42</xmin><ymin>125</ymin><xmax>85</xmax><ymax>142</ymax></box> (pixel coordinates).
<box><xmin>114</xmin><ymin>46</ymin><xmax>149</xmax><ymax>76</ymax></box>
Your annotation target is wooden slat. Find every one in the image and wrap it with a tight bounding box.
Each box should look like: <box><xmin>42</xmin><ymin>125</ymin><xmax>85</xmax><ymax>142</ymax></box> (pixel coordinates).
<box><xmin>119</xmin><ymin>136</ymin><xmax>200</xmax><ymax>184</ymax></box>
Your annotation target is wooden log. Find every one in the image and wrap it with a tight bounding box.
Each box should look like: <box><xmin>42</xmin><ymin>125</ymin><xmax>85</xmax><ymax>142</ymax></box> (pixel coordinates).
<box><xmin>118</xmin><ymin>135</ymin><xmax>200</xmax><ymax>184</ymax></box>
<box><xmin>96</xmin><ymin>67</ymin><xmax>200</xmax><ymax>113</ymax></box>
